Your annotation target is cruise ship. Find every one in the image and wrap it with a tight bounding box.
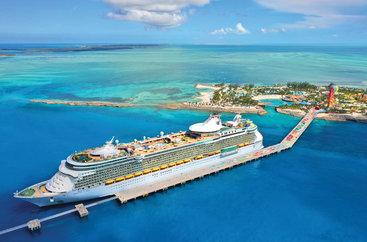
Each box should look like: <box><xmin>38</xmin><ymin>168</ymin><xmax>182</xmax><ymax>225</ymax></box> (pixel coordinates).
<box><xmin>15</xmin><ymin>113</ymin><xmax>263</xmax><ymax>207</ymax></box>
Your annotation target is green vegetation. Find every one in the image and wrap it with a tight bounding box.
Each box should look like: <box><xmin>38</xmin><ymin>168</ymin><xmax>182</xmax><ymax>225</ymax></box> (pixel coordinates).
<box><xmin>243</xmin><ymin>83</ymin><xmax>255</xmax><ymax>90</ymax></box>
<box><xmin>278</xmin><ymin>104</ymin><xmax>309</xmax><ymax>112</ymax></box>
<box><xmin>286</xmin><ymin>82</ymin><xmax>316</xmax><ymax>90</ymax></box>
<box><xmin>338</xmin><ymin>86</ymin><xmax>365</xmax><ymax>95</ymax></box>
<box><xmin>20</xmin><ymin>188</ymin><xmax>35</xmax><ymax>196</ymax></box>
<box><xmin>211</xmin><ymin>86</ymin><xmax>258</xmax><ymax>106</ymax></box>
<box><xmin>198</xmin><ymin>82</ymin><xmax>367</xmax><ymax>115</ymax></box>
<box><xmin>228</xmin><ymin>83</ymin><xmax>240</xmax><ymax>90</ymax></box>
<box><xmin>232</xmin><ymin>95</ymin><xmax>259</xmax><ymax>106</ymax></box>
<box><xmin>215</xmin><ymin>83</ymin><xmax>225</xmax><ymax>87</ymax></box>
<box><xmin>73</xmin><ymin>153</ymin><xmax>92</xmax><ymax>162</ymax></box>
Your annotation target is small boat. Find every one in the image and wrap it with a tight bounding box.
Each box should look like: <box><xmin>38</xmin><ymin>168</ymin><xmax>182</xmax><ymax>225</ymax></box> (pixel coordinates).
<box><xmin>196</xmin><ymin>155</ymin><xmax>203</xmax><ymax>160</ymax></box>
<box><xmin>176</xmin><ymin>160</ymin><xmax>184</xmax><ymax>165</ymax></box>
<box><xmin>215</xmin><ymin>150</ymin><xmax>221</xmax><ymax>154</ymax></box>
<box><xmin>160</xmin><ymin>165</ymin><xmax>168</xmax><ymax>169</ymax></box>
<box><xmin>168</xmin><ymin>163</ymin><xmax>176</xmax><ymax>167</ymax></box>
<box><xmin>143</xmin><ymin>170</ymin><xmax>151</xmax><ymax>174</ymax></box>
<box><xmin>152</xmin><ymin>167</ymin><xmax>160</xmax><ymax>172</ymax></box>
<box><xmin>183</xmin><ymin>159</ymin><xmax>191</xmax><ymax>163</ymax></box>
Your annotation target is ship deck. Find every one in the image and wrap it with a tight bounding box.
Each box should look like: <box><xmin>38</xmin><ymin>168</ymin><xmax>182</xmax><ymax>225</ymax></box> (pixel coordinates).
<box><xmin>72</xmin><ymin>122</ymin><xmax>251</xmax><ymax>163</ymax></box>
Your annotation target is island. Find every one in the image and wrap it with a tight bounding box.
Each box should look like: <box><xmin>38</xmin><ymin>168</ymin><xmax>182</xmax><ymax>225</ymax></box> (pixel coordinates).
<box><xmin>29</xmin><ymin>82</ymin><xmax>367</xmax><ymax>123</ymax></box>
<box><xmin>165</xmin><ymin>83</ymin><xmax>268</xmax><ymax>115</ymax></box>
<box><xmin>169</xmin><ymin>82</ymin><xmax>367</xmax><ymax>123</ymax></box>
<box><xmin>30</xmin><ymin>100</ymin><xmax>134</xmax><ymax>108</ymax></box>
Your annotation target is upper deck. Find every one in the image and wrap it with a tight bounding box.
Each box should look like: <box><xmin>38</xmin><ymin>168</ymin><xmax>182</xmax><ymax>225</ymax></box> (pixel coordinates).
<box><xmin>70</xmin><ymin>116</ymin><xmax>256</xmax><ymax>165</ymax></box>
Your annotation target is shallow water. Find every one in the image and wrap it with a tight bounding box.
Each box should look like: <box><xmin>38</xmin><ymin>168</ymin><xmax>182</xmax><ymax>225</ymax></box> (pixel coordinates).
<box><xmin>0</xmin><ymin>45</ymin><xmax>366</xmax><ymax>241</ymax></box>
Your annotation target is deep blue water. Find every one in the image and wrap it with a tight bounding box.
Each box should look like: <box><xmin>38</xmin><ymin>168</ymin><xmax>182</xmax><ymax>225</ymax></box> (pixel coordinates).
<box><xmin>0</xmin><ymin>45</ymin><xmax>366</xmax><ymax>241</ymax></box>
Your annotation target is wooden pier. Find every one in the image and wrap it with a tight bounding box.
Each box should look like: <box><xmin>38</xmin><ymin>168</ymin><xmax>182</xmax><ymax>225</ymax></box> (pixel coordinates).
<box><xmin>0</xmin><ymin>110</ymin><xmax>315</xmax><ymax>236</ymax></box>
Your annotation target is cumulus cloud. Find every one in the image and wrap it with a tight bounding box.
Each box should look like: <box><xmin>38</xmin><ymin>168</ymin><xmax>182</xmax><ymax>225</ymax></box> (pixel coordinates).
<box><xmin>104</xmin><ymin>0</ymin><xmax>210</xmax><ymax>28</ymax></box>
<box><xmin>211</xmin><ymin>23</ymin><xmax>250</xmax><ymax>35</ymax></box>
<box><xmin>254</xmin><ymin>0</ymin><xmax>367</xmax><ymax>29</ymax></box>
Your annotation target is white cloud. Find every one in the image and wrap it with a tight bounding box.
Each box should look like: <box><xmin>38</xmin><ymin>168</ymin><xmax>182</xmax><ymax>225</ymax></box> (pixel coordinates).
<box><xmin>254</xmin><ymin>0</ymin><xmax>367</xmax><ymax>29</ymax></box>
<box><xmin>104</xmin><ymin>0</ymin><xmax>210</xmax><ymax>28</ymax></box>
<box><xmin>211</xmin><ymin>23</ymin><xmax>250</xmax><ymax>35</ymax></box>
<box><xmin>260</xmin><ymin>28</ymin><xmax>279</xmax><ymax>33</ymax></box>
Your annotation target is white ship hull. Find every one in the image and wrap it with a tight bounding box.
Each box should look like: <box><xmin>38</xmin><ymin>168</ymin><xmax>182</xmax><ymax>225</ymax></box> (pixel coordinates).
<box><xmin>18</xmin><ymin>137</ymin><xmax>263</xmax><ymax>207</ymax></box>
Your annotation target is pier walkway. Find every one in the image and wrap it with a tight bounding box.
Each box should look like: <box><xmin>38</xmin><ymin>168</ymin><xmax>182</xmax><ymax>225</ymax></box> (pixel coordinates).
<box><xmin>0</xmin><ymin>110</ymin><xmax>315</xmax><ymax>236</ymax></box>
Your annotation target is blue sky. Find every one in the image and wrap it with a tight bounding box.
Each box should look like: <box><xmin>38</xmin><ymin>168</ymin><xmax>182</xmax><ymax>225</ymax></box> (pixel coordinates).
<box><xmin>0</xmin><ymin>0</ymin><xmax>366</xmax><ymax>44</ymax></box>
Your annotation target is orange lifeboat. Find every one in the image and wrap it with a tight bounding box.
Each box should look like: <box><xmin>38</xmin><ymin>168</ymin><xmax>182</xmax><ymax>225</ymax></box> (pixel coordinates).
<box><xmin>115</xmin><ymin>177</ymin><xmax>124</xmax><ymax>182</ymax></box>
<box><xmin>105</xmin><ymin>180</ymin><xmax>114</xmax><ymax>185</ymax></box>
<box><xmin>134</xmin><ymin>172</ymin><xmax>143</xmax><ymax>177</ymax></box>
<box><xmin>125</xmin><ymin>174</ymin><xmax>133</xmax><ymax>180</ymax></box>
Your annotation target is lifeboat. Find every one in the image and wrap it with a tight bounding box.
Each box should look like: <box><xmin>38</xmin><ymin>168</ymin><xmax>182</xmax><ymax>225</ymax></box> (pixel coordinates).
<box><xmin>160</xmin><ymin>165</ymin><xmax>168</xmax><ymax>169</ymax></box>
<box><xmin>168</xmin><ymin>163</ymin><xmax>176</xmax><ymax>167</ymax></box>
<box><xmin>134</xmin><ymin>172</ymin><xmax>143</xmax><ymax>177</ymax></box>
<box><xmin>244</xmin><ymin>142</ymin><xmax>250</xmax><ymax>146</ymax></box>
<box><xmin>143</xmin><ymin>169</ymin><xmax>152</xmax><ymax>174</ymax></box>
<box><xmin>183</xmin><ymin>159</ymin><xmax>191</xmax><ymax>163</ymax></box>
<box><xmin>152</xmin><ymin>167</ymin><xmax>160</xmax><ymax>172</ymax></box>
<box><xmin>125</xmin><ymin>174</ymin><xmax>133</xmax><ymax>180</ymax></box>
<box><xmin>196</xmin><ymin>155</ymin><xmax>203</xmax><ymax>160</ymax></box>
<box><xmin>176</xmin><ymin>160</ymin><xmax>184</xmax><ymax>165</ymax></box>
<box><xmin>115</xmin><ymin>177</ymin><xmax>124</xmax><ymax>182</ymax></box>
<box><xmin>238</xmin><ymin>144</ymin><xmax>244</xmax><ymax>148</ymax></box>
<box><xmin>105</xmin><ymin>180</ymin><xmax>114</xmax><ymax>185</ymax></box>
<box><xmin>215</xmin><ymin>150</ymin><xmax>221</xmax><ymax>154</ymax></box>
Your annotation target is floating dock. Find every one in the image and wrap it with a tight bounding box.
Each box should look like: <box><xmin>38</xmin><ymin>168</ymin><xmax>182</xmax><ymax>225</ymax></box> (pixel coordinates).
<box><xmin>0</xmin><ymin>110</ymin><xmax>315</xmax><ymax>236</ymax></box>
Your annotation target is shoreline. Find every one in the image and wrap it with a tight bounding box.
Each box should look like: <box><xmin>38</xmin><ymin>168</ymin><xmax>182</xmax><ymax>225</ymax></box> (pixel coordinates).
<box><xmin>193</xmin><ymin>91</ymin><xmax>212</xmax><ymax>103</ymax></box>
<box><xmin>194</xmin><ymin>83</ymin><xmax>221</xmax><ymax>90</ymax></box>
<box><xmin>164</xmin><ymin>102</ymin><xmax>267</xmax><ymax>115</ymax></box>
<box><xmin>276</xmin><ymin>107</ymin><xmax>367</xmax><ymax>123</ymax></box>
<box><xmin>30</xmin><ymin>99</ymin><xmax>134</xmax><ymax>108</ymax></box>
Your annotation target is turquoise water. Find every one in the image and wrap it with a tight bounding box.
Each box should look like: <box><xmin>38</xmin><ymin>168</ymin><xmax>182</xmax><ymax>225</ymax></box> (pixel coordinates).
<box><xmin>1</xmin><ymin>45</ymin><xmax>367</xmax><ymax>105</ymax></box>
<box><xmin>0</xmin><ymin>45</ymin><xmax>367</xmax><ymax>241</ymax></box>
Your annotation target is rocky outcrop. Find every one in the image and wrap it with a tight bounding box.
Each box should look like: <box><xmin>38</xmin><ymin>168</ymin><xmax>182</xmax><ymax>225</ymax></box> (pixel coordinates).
<box><xmin>314</xmin><ymin>112</ymin><xmax>367</xmax><ymax>123</ymax></box>
<box><xmin>276</xmin><ymin>107</ymin><xmax>367</xmax><ymax>123</ymax></box>
<box><xmin>165</xmin><ymin>103</ymin><xmax>267</xmax><ymax>115</ymax></box>
<box><xmin>275</xmin><ymin>107</ymin><xmax>306</xmax><ymax>117</ymax></box>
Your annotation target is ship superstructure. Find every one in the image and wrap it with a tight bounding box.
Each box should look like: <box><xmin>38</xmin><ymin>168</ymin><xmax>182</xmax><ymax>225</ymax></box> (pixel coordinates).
<box><xmin>15</xmin><ymin>113</ymin><xmax>263</xmax><ymax>206</ymax></box>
